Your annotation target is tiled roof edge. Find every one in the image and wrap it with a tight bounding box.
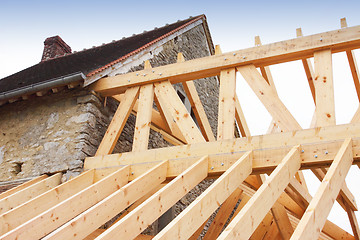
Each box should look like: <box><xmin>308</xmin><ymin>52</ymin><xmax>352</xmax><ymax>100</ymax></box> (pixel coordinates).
<box><xmin>86</xmin><ymin>15</ymin><xmax>206</xmax><ymax>77</ymax></box>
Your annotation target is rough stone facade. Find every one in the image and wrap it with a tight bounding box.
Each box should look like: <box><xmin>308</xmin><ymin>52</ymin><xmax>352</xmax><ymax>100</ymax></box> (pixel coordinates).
<box><xmin>0</xmin><ymin>24</ymin><xmax>219</xmax><ymax>184</ymax></box>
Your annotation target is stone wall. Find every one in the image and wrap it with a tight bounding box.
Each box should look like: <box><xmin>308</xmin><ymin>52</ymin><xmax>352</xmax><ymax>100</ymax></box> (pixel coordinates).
<box><xmin>0</xmin><ymin>23</ymin><xmax>219</xmax><ymax>185</ymax></box>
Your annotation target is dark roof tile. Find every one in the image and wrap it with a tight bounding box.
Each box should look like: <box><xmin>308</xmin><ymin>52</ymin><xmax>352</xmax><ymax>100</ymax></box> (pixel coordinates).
<box><xmin>0</xmin><ymin>15</ymin><xmax>206</xmax><ymax>95</ymax></box>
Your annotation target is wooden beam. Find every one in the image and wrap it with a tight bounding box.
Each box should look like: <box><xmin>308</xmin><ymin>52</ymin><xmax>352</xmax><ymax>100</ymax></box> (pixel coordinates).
<box><xmin>154</xmin><ymin>152</ymin><xmax>252</xmax><ymax>240</ymax></box>
<box><xmin>0</xmin><ymin>167</ymin><xmax>129</xmax><ymax>240</ymax></box>
<box><xmin>234</xmin><ymin>95</ymin><xmax>251</xmax><ymax>137</ymax></box>
<box><xmin>296</xmin><ymin>28</ymin><xmax>316</xmax><ymax>104</ymax></box>
<box><xmin>291</xmin><ymin>139</ymin><xmax>354</xmax><ymax>240</ymax></box>
<box><xmin>178</xmin><ymin>52</ymin><xmax>215</xmax><ymax>142</ymax></box>
<box><xmin>91</xmin><ymin>25</ymin><xmax>360</xmax><ymax>96</ymax></box>
<box><xmin>0</xmin><ymin>173</ymin><xmax>61</xmax><ymax>215</ymax></box>
<box><xmin>345</xmin><ymin>200</ymin><xmax>360</xmax><ymax>240</ymax></box>
<box><xmin>85</xmin><ymin>122</ymin><xmax>360</xmax><ymax>171</ymax></box>
<box><xmin>95</xmin><ymin>156</ymin><xmax>209</xmax><ymax>240</ymax></box>
<box><xmin>218</xmin><ymin>146</ymin><xmax>301</xmax><ymax>239</ymax></box>
<box><xmin>217</xmin><ymin>68</ymin><xmax>236</xmax><ymax>140</ymax></box>
<box><xmin>113</xmin><ymin>94</ymin><xmax>186</xmax><ymax>144</ymax></box>
<box><xmin>132</xmin><ymin>83</ymin><xmax>154</xmax><ymax>152</ymax></box>
<box><xmin>215</xmin><ymin>45</ymin><xmax>250</xmax><ymax>138</ymax></box>
<box><xmin>271</xmin><ymin>202</ymin><xmax>294</xmax><ymax>240</ymax></box>
<box><xmin>0</xmin><ymin>170</ymin><xmax>94</xmax><ymax>235</ymax></box>
<box><xmin>237</xmin><ymin>64</ymin><xmax>301</xmax><ymax>131</ymax></box>
<box><xmin>340</xmin><ymin>18</ymin><xmax>360</xmax><ymax>102</ymax></box>
<box><xmin>203</xmin><ymin>188</ymin><xmax>243</xmax><ymax>239</ymax></box>
<box><xmin>0</xmin><ymin>175</ymin><xmax>47</xmax><ymax>200</ymax></box>
<box><xmin>96</xmin><ymin>86</ymin><xmax>140</xmax><ymax>155</ymax></box>
<box><xmin>311</xmin><ymin>168</ymin><xmax>357</xmax><ymax>211</ymax></box>
<box><xmin>314</xmin><ymin>49</ymin><xmax>335</xmax><ymax>127</ymax></box>
<box><xmin>255</xmin><ymin>174</ymin><xmax>294</xmax><ymax>240</ymax></box>
<box><xmin>154</xmin><ymin>81</ymin><xmax>205</xmax><ymax>144</ymax></box>
<box><xmin>44</xmin><ymin>162</ymin><xmax>167</xmax><ymax>240</ymax></box>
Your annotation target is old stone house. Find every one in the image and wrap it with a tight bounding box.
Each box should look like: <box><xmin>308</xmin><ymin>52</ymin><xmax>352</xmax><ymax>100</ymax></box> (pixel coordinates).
<box><xmin>0</xmin><ymin>15</ymin><xmax>219</xmax><ymax>189</ymax></box>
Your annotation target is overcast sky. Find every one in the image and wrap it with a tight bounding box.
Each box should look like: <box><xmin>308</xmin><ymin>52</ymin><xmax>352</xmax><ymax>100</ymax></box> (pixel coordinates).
<box><xmin>1</xmin><ymin>0</ymin><xmax>360</xmax><ymax>235</ymax></box>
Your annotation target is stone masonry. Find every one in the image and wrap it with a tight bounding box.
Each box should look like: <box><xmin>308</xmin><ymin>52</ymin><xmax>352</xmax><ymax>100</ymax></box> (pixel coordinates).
<box><xmin>0</xmin><ymin>24</ymin><xmax>219</xmax><ymax>184</ymax></box>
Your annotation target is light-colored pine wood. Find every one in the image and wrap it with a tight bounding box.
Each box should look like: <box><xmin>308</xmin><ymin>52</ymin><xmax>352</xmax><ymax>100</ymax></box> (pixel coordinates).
<box><xmin>132</xmin><ymin>83</ymin><xmax>154</xmax><ymax>152</ymax></box>
<box><xmin>154</xmin><ymin>152</ymin><xmax>252</xmax><ymax>240</ymax></box>
<box><xmin>203</xmin><ymin>188</ymin><xmax>243</xmax><ymax>239</ymax></box>
<box><xmin>0</xmin><ymin>173</ymin><xmax>61</xmax><ymax>215</ymax></box>
<box><xmin>113</xmin><ymin>94</ymin><xmax>187</xmax><ymax>144</ymax></box>
<box><xmin>85</xmin><ymin>122</ymin><xmax>360</xmax><ymax>171</ymax></box>
<box><xmin>91</xmin><ymin>25</ymin><xmax>360</xmax><ymax>96</ymax></box>
<box><xmin>291</xmin><ymin>139</ymin><xmax>354</xmax><ymax>240</ymax></box>
<box><xmin>44</xmin><ymin>162</ymin><xmax>167</xmax><ymax>240</ymax></box>
<box><xmin>95</xmin><ymin>156</ymin><xmax>208</xmax><ymax>240</ymax></box>
<box><xmin>312</xmin><ymin>168</ymin><xmax>357</xmax><ymax>211</ymax></box>
<box><xmin>250</xmin><ymin>213</ymin><xmax>274</xmax><ymax>240</ymax></box>
<box><xmin>237</xmin><ymin>64</ymin><xmax>301</xmax><ymax>131</ymax></box>
<box><xmin>154</xmin><ymin>81</ymin><xmax>205</xmax><ymax>144</ymax></box>
<box><xmin>234</xmin><ymin>95</ymin><xmax>251</xmax><ymax>137</ymax></box>
<box><xmin>0</xmin><ymin>175</ymin><xmax>47</xmax><ymax>200</ymax></box>
<box><xmin>0</xmin><ymin>170</ymin><xmax>94</xmax><ymax>235</ymax></box>
<box><xmin>215</xmin><ymin>45</ymin><xmax>250</xmax><ymax>138</ymax></box>
<box><xmin>254</xmin><ymin>174</ymin><xmax>294</xmax><ymax>240</ymax></box>
<box><xmin>271</xmin><ymin>202</ymin><xmax>294</xmax><ymax>240</ymax></box>
<box><xmin>296</xmin><ymin>27</ymin><xmax>316</xmax><ymax>103</ymax></box>
<box><xmin>314</xmin><ymin>49</ymin><xmax>335</xmax><ymax>127</ymax></box>
<box><xmin>218</xmin><ymin>146</ymin><xmax>300</xmax><ymax>240</ymax></box>
<box><xmin>1</xmin><ymin>167</ymin><xmax>129</xmax><ymax>240</ymax></box>
<box><xmin>96</xmin><ymin>86</ymin><xmax>140</xmax><ymax>155</ymax></box>
<box><xmin>217</xmin><ymin>68</ymin><xmax>236</xmax><ymax>140</ymax></box>
<box><xmin>179</xmin><ymin>53</ymin><xmax>215</xmax><ymax>142</ymax></box>
<box><xmin>345</xmin><ymin>200</ymin><xmax>360</xmax><ymax>240</ymax></box>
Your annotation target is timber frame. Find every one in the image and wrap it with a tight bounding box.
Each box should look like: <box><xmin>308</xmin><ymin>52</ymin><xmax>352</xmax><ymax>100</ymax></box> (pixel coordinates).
<box><xmin>1</xmin><ymin>18</ymin><xmax>360</xmax><ymax>240</ymax></box>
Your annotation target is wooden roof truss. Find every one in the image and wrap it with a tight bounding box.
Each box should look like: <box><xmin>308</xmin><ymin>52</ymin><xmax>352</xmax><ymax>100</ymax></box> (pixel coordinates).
<box><xmin>0</xmin><ymin>18</ymin><xmax>360</xmax><ymax>240</ymax></box>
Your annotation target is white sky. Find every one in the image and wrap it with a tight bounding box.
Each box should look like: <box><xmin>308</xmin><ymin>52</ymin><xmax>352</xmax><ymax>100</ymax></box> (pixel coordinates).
<box><xmin>0</xmin><ymin>0</ymin><xmax>359</xmax><ymax>236</ymax></box>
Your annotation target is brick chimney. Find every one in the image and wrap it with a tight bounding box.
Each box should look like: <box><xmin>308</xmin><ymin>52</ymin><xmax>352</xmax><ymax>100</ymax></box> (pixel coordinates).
<box><xmin>41</xmin><ymin>35</ymin><xmax>72</xmax><ymax>61</ymax></box>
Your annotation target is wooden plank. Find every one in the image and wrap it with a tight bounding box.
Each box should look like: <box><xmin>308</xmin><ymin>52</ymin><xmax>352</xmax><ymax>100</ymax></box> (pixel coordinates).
<box><xmin>215</xmin><ymin>45</ymin><xmax>250</xmax><ymax>138</ymax></box>
<box><xmin>217</xmin><ymin>68</ymin><xmax>236</xmax><ymax>140</ymax></box>
<box><xmin>245</xmin><ymin>178</ymin><xmax>355</xmax><ymax>240</ymax></box>
<box><xmin>178</xmin><ymin>52</ymin><xmax>215</xmax><ymax>142</ymax></box>
<box><xmin>95</xmin><ymin>156</ymin><xmax>209</xmax><ymax>240</ymax></box>
<box><xmin>0</xmin><ymin>175</ymin><xmax>47</xmax><ymax>200</ymax></box>
<box><xmin>132</xmin><ymin>83</ymin><xmax>154</xmax><ymax>152</ymax></box>
<box><xmin>255</xmin><ymin>174</ymin><xmax>294</xmax><ymax>240</ymax></box>
<box><xmin>0</xmin><ymin>173</ymin><xmax>61</xmax><ymax>215</ymax></box>
<box><xmin>341</xmin><ymin>18</ymin><xmax>360</xmax><ymax>102</ymax></box>
<box><xmin>96</xmin><ymin>86</ymin><xmax>140</xmax><ymax>155</ymax></box>
<box><xmin>1</xmin><ymin>167</ymin><xmax>129</xmax><ymax>240</ymax></box>
<box><xmin>154</xmin><ymin>152</ymin><xmax>252</xmax><ymax>240</ymax></box>
<box><xmin>113</xmin><ymin>94</ymin><xmax>186</xmax><ymax>144</ymax></box>
<box><xmin>85</xmin><ymin>122</ymin><xmax>360</xmax><ymax>171</ymax></box>
<box><xmin>291</xmin><ymin>139</ymin><xmax>354</xmax><ymax>240</ymax></box>
<box><xmin>203</xmin><ymin>188</ymin><xmax>243</xmax><ymax>239</ymax></box>
<box><xmin>347</xmin><ymin>50</ymin><xmax>360</xmax><ymax>102</ymax></box>
<box><xmin>235</xmin><ymin>95</ymin><xmax>251</xmax><ymax>137</ymax></box>
<box><xmin>44</xmin><ymin>162</ymin><xmax>167</xmax><ymax>240</ymax></box>
<box><xmin>314</xmin><ymin>49</ymin><xmax>335</xmax><ymax>127</ymax></box>
<box><xmin>218</xmin><ymin>146</ymin><xmax>301</xmax><ymax>240</ymax></box>
<box><xmin>296</xmin><ymin>27</ymin><xmax>316</xmax><ymax>103</ymax></box>
<box><xmin>271</xmin><ymin>202</ymin><xmax>294</xmax><ymax>240</ymax></box>
<box><xmin>182</xmin><ymin>79</ymin><xmax>215</xmax><ymax>141</ymax></box>
<box><xmin>0</xmin><ymin>170</ymin><xmax>94</xmax><ymax>235</ymax></box>
<box><xmin>237</xmin><ymin>64</ymin><xmax>301</xmax><ymax>131</ymax></box>
<box><xmin>154</xmin><ymin>81</ymin><xmax>205</xmax><ymax>143</ymax></box>
<box><xmin>345</xmin><ymin>201</ymin><xmax>360</xmax><ymax>240</ymax></box>
<box><xmin>250</xmin><ymin>213</ymin><xmax>274</xmax><ymax>240</ymax></box>
<box><xmin>312</xmin><ymin>168</ymin><xmax>357</xmax><ymax>211</ymax></box>
<box><xmin>91</xmin><ymin>25</ymin><xmax>360</xmax><ymax>96</ymax></box>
